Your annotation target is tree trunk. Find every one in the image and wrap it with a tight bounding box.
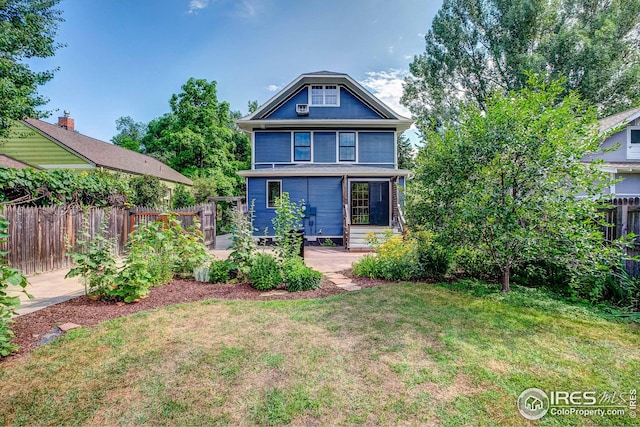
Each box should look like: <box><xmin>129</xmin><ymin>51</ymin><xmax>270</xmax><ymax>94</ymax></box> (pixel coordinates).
<box><xmin>501</xmin><ymin>265</ymin><xmax>511</xmax><ymax>293</ymax></box>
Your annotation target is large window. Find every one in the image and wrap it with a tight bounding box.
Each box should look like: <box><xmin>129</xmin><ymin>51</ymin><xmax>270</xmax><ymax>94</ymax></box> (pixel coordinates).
<box><xmin>294</xmin><ymin>132</ymin><xmax>311</xmax><ymax>161</ymax></box>
<box><xmin>339</xmin><ymin>132</ymin><xmax>356</xmax><ymax>161</ymax></box>
<box><xmin>267</xmin><ymin>180</ymin><xmax>281</xmax><ymax>208</ymax></box>
<box><xmin>631</xmin><ymin>129</ymin><xmax>640</xmax><ymax>144</ymax></box>
<box><xmin>310</xmin><ymin>85</ymin><xmax>339</xmax><ymax>106</ymax></box>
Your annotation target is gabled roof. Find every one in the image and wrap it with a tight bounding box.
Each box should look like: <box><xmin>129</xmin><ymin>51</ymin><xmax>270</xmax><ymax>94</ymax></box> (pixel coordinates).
<box><xmin>237</xmin><ymin>71</ymin><xmax>413</xmax><ymax>132</ymax></box>
<box><xmin>0</xmin><ymin>154</ymin><xmax>34</xmax><ymax>170</ymax></box>
<box><xmin>599</xmin><ymin>106</ymin><xmax>640</xmax><ymax>133</ymax></box>
<box><xmin>22</xmin><ymin>119</ymin><xmax>192</xmax><ymax>185</ymax></box>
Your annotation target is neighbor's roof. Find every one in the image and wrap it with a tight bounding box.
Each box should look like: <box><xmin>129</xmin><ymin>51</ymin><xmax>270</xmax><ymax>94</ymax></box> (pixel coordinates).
<box><xmin>237</xmin><ymin>71</ymin><xmax>413</xmax><ymax>132</ymax></box>
<box><xmin>237</xmin><ymin>164</ymin><xmax>411</xmax><ymax>178</ymax></box>
<box><xmin>22</xmin><ymin>118</ymin><xmax>192</xmax><ymax>185</ymax></box>
<box><xmin>599</xmin><ymin>106</ymin><xmax>640</xmax><ymax>133</ymax></box>
<box><xmin>0</xmin><ymin>154</ymin><xmax>34</xmax><ymax>170</ymax></box>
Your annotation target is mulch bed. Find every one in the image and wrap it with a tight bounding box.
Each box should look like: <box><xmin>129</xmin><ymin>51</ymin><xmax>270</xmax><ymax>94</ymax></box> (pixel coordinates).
<box><xmin>4</xmin><ymin>273</ymin><xmax>384</xmax><ymax>362</ymax></box>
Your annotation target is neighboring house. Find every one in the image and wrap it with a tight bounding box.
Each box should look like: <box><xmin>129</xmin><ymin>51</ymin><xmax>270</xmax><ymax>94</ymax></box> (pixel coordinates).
<box><xmin>584</xmin><ymin>106</ymin><xmax>640</xmax><ymax>200</ymax></box>
<box><xmin>0</xmin><ymin>114</ymin><xmax>192</xmax><ymax>193</ymax></box>
<box><xmin>236</xmin><ymin>71</ymin><xmax>413</xmax><ymax>249</ymax></box>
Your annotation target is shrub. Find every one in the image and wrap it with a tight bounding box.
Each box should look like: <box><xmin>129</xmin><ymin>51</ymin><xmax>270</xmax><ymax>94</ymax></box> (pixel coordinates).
<box><xmin>193</xmin><ymin>265</ymin><xmax>210</xmax><ymax>282</ymax></box>
<box><xmin>367</xmin><ymin>231</ymin><xmax>416</xmax><ymax>280</ymax></box>
<box><xmin>229</xmin><ymin>202</ymin><xmax>257</xmax><ymax>278</ymax></box>
<box><xmin>129</xmin><ymin>174</ymin><xmax>167</xmax><ymax>208</ymax></box>
<box><xmin>209</xmin><ymin>259</ymin><xmax>237</xmax><ymax>284</ymax></box>
<box><xmin>171</xmin><ymin>184</ymin><xmax>195</xmax><ymax>209</ymax></box>
<box><xmin>453</xmin><ymin>247</ymin><xmax>499</xmax><ymax>280</ymax></box>
<box><xmin>0</xmin><ymin>208</ymin><xmax>30</xmax><ymax>357</ymax></box>
<box><xmin>352</xmin><ymin>255</ymin><xmax>381</xmax><ymax>279</ymax></box>
<box><xmin>127</xmin><ymin>219</ymin><xmax>174</xmax><ymax>287</ymax></box>
<box><xmin>66</xmin><ymin>213</ymin><xmax>118</xmax><ymax>300</ymax></box>
<box><xmin>284</xmin><ymin>258</ymin><xmax>322</xmax><ymax>292</ymax></box>
<box><xmin>410</xmin><ymin>229</ymin><xmax>452</xmax><ymax>279</ymax></box>
<box><xmin>171</xmin><ymin>217</ymin><xmax>210</xmax><ymax>278</ymax></box>
<box><xmin>249</xmin><ymin>253</ymin><xmax>282</xmax><ymax>291</ymax></box>
<box><xmin>272</xmin><ymin>192</ymin><xmax>305</xmax><ymax>262</ymax></box>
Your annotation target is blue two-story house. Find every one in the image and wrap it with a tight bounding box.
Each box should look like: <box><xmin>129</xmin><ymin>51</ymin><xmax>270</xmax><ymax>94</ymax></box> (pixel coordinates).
<box><xmin>237</xmin><ymin>71</ymin><xmax>413</xmax><ymax>249</ymax></box>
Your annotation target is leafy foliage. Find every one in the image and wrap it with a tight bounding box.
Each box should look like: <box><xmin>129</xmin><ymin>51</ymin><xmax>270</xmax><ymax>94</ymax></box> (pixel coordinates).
<box><xmin>0</xmin><ymin>0</ymin><xmax>64</xmax><ymax>135</ymax></box>
<box><xmin>65</xmin><ymin>213</ymin><xmax>118</xmax><ymax>299</ymax></box>
<box><xmin>352</xmin><ymin>230</ymin><xmax>451</xmax><ymax>281</ymax></box>
<box><xmin>0</xmin><ymin>167</ymin><xmax>132</xmax><ymax>206</ymax></box>
<box><xmin>407</xmin><ymin>76</ymin><xmax>619</xmax><ymax>291</ymax></box>
<box><xmin>284</xmin><ymin>257</ymin><xmax>322</xmax><ymax>292</ymax></box>
<box><xmin>228</xmin><ymin>202</ymin><xmax>257</xmax><ymax>277</ymax></box>
<box><xmin>170</xmin><ymin>216</ymin><xmax>211</xmax><ymax>278</ymax></box>
<box><xmin>111</xmin><ymin>116</ymin><xmax>146</xmax><ymax>152</ymax></box>
<box><xmin>129</xmin><ymin>175</ymin><xmax>167</xmax><ymax>208</ymax></box>
<box><xmin>249</xmin><ymin>253</ymin><xmax>282</xmax><ymax>291</ymax></box>
<box><xmin>403</xmin><ymin>0</ymin><xmax>640</xmax><ymax>129</ymax></box>
<box><xmin>171</xmin><ymin>184</ymin><xmax>195</xmax><ymax>209</ymax></box>
<box><xmin>272</xmin><ymin>192</ymin><xmax>305</xmax><ymax>263</ymax></box>
<box><xmin>0</xmin><ymin>206</ymin><xmax>30</xmax><ymax>356</ymax></box>
<box><xmin>208</xmin><ymin>259</ymin><xmax>237</xmax><ymax>284</ymax></box>
<box><xmin>397</xmin><ymin>133</ymin><xmax>415</xmax><ymax>170</ymax></box>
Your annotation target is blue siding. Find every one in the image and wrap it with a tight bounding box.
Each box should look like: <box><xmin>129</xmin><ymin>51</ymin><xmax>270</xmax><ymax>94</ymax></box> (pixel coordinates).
<box><xmin>266</xmin><ymin>86</ymin><xmax>382</xmax><ymax>120</ymax></box>
<box><xmin>358</xmin><ymin>132</ymin><xmax>394</xmax><ymax>164</ymax></box>
<box><xmin>255</xmin><ymin>132</ymin><xmax>291</xmax><ymax>163</ymax></box>
<box><xmin>314</xmin><ymin>132</ymin><xmax>336</xmax><ymax>162</ymax></box>
<box><xmin>247</xmin><ymin>176</ymin><xmax>343</xmax><ymax>236</ymax></box>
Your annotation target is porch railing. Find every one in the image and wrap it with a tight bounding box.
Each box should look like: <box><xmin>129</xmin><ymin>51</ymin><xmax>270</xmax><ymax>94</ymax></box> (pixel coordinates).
<box><xmin>343</xmin><ymin>203</ymin><xmax>350</xmax><ymax>248</ymax></box>
<box><xmin>396</xmin><ymin>203</ymin><xmax>407</xmax><ymax>235</ymax></box>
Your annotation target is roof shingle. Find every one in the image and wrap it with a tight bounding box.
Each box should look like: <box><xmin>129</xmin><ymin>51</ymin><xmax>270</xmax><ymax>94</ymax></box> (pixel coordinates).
<box><xmin>23</xmin><ymin>119</ymin><xmax>192</xmax><ymax>185</ymax></box>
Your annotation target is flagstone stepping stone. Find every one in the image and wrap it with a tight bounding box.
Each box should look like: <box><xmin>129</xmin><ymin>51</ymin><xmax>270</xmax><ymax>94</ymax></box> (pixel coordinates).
<box><xmin>58</xmin><ymin>322</ymin><xmax>81</xmax><ymax>331</ymax></box>
<box><xmin>330</xmin><ymin>278</ymin><xmax>353</xmax><ymax>285</ymax></box>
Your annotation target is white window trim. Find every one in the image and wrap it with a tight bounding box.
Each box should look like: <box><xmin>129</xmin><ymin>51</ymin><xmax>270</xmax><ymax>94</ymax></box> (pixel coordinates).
<box><xmin>293</xmin><ymin>131</ymin><xmax>312</xmax><ymax>162</ymax></box>
<box><xmin>308</xmin><ymin>84</ymin><xmax>341</xmax><ymax>107</ymax></box>
<box><xmin>266</xmin><ymin>180</ymin><xmax>282</xmax><ymax>209</ymax></box>
<box><xmin>627</xmin><ymin>126</ymin><xmax>640</xmax><ymax>160</ymax></box>
<box><xmin>337</xmin><ymin>131</ymin><xmax>357</xmax><ymax>163</ymax></box>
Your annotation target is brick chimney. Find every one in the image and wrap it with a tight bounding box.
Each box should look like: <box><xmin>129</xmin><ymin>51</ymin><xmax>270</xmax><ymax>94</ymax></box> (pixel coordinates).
<box><xmin>57</xmin><ymin>110</ymin><xmax>74</xmax><ymax>131</ymax></box>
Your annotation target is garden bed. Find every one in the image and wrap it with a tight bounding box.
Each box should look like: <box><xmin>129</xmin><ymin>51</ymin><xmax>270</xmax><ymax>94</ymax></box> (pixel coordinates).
<box><xmin>6</xmin><ymin>274</ymin><xmax>382</xmax><ymax>361</ymax></box>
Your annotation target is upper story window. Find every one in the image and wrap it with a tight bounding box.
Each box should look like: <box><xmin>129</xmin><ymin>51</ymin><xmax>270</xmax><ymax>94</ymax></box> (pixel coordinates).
<box><xmin>630</xmin><ymin>128</ymin><xmax>640</xmax><ymax>144</ymax></box>
<box><xmin>294</xmin><ymin>132</ymin><xmax>311</xmax><ymax>161</ymax></box>
<box><xmin>339</xmin><ymin>132</ymin><xmax>356</xmax><ymax>162</ymax></box>
<box><xmin>310</xmin><ymin>85</ymin><xmax>339</xmax><ymax>106</ymax></box>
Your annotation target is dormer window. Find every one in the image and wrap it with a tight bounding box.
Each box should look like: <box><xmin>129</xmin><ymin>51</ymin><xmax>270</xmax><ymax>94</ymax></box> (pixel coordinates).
<box><xmin>310</xmin><ymin>85</ymin><xmax>339</xmax><ymax>106</ymax></box>
<box><xmin>627</xmin><ymin>126</ymin><xmax>640</xmax><ymax>159</ymax></box>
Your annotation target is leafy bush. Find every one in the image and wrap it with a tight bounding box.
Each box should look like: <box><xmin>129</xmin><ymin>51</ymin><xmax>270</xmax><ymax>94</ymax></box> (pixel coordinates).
<box><xmin>367</xmin><ymin>231</ymin><xmax>416</xmax><ymax>280</ymax></box>
<box><xmin>171</xmin><ymin>217</ymin><xmax>210</xmax><ymax>277</ymax></box>
<box><xmin>66</xmin><ymin>214</ymin><xmax>118</xmax><ymax>299</ymax></box>
<box><xmin>0</xmin><ymin>208</ymin><xmax>30</xmax><ymax>357</ymax></box>
<box><xmin>0</xmin><ymin>167</ymin><xmax>132</xmax><ymax>206</ymax></box>
<box><xmin>453</xmin><ymin>247</ymin><xmax>499</xmax><ymax>280</ymax></box>
<box><xmin>249</xmin><ymin>253</ymin><xmax>282</xmax><ymax>291</ymax></box>
<box><xmin>284</xmin><ymin>258</ymin><xmax>322</xmax><ymax>292</ymax></box>
<box><xmin>129</xmin><ymin>175</ymin><xmax>167</xmax><ymax>208</ymax></box>
<box><xmin>127</xmin><ymin>219</ymin><xmax>174</xmax><ymax>287</ymax></box>
<box><xmin>209</xmin><ymin>259</ymin><xmax>238</xmax><ymax>284</ymax></box>
<box><xmin>171</xmin><ymin>184</ymin><xmax>195</xmax><ymax>209</ymax></box>
<box><xmin>272</xmin><ymin>192</ymin><xmax>305</xmax><ymax>262</ymax></box>
<box><xmin>410</xmin><ymin>229</ymin><xmax>451</xmax><ymax>279</ymax></box>
<box><xmin>352</xmin><ymin>255</ymin><xmax>381</xmax><ymax>279</ymax></box>
<box><xmin>229</xmin><ymin>202</ymin><xmax>257</xmax><ymax>277</ymax></box>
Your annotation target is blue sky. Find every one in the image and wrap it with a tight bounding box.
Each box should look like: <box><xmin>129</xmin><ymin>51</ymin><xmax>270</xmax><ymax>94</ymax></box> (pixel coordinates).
<box><xmin>32</xmin><ymin>0</ymin><xmax>442</xmax><ymax>142</ymax></box>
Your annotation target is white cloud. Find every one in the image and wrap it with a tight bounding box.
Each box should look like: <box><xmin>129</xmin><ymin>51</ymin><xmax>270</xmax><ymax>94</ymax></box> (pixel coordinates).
<box><xmin>236</xmin><ymin>0</ymin><xmax>260</xmax><ymax>18</ymax></box>
<box><xmin>266</xmin><ymin>84</ymin><xmax>281</xmax><ymax>92</ymax></box>
<box><xmin>188</xmin><ymin>0</ymin><xmax>211</xmax><ymax>14</ymax></box>
<box><xmin>360</xmin><ymin>69</ymin><xmax>411</xmax><ymax>118</ymax></box>
<box><xmin>387</xmin><ymin>45</ymin><xmax>395</xmax><ymax>54</ymax></box>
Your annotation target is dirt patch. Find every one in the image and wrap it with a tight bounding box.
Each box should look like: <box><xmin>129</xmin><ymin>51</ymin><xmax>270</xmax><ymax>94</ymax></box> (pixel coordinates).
<box><xmin>6</xmin><ymin>275</ymin><xmax>383</xmax><ymax>362</ymax></box>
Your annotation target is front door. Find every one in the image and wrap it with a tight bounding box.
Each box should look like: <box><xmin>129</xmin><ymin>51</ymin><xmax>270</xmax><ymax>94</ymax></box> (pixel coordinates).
<box><xmin>350</xmin><ymin>181</ymin><xmax>389</xmax><ymax>226</ymax></box>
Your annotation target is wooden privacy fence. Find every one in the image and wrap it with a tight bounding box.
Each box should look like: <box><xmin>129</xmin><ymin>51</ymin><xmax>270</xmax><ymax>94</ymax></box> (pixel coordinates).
<box><xmin>1</xmin><ymin>203</ymin><xmax>216</xmax><ymax>275</ymax></box>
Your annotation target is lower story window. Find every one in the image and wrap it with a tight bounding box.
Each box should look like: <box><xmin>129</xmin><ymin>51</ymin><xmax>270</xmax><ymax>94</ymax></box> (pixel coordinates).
<box><xmin>267</xmin><ymin>180</ymin><xmax>281</xmax><ymax>208</ymax></box>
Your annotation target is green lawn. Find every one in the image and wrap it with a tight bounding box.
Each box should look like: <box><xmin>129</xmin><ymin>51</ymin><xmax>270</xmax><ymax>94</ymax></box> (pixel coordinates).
<box><xmin>0</xmin><ymin>282</ymin><xmax>638</xmax><ymax>426</ymax></box>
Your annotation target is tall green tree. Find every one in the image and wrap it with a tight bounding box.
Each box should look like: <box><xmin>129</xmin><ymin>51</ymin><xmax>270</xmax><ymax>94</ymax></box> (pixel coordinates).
<box><xmin>0</xmin><ymin>0</ymin><xmax>63</xmax><ymax>134</ymax></box>
<box><xmin>408</xmin><ymin>77</ymin><xmax>614</xmax><ymax>292</ymax></box>
<box><xmin>111</xmin><ymin>116</ymin><xmax>146</xmax><ymax>152</ymax></box>
<box><xmin>403</xmin><ymin>0</ymin><xmax>640</xmax><ymax>129</ymax></box>
<box><xmin>397</xmin><ymin>133</ymin><xmax>415</xmax><ymax>170</ymax></box>
<box><xmin>140</xmin><ymin>77</ymin><xmax>250</xmax><ymax>196</ymax></box>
